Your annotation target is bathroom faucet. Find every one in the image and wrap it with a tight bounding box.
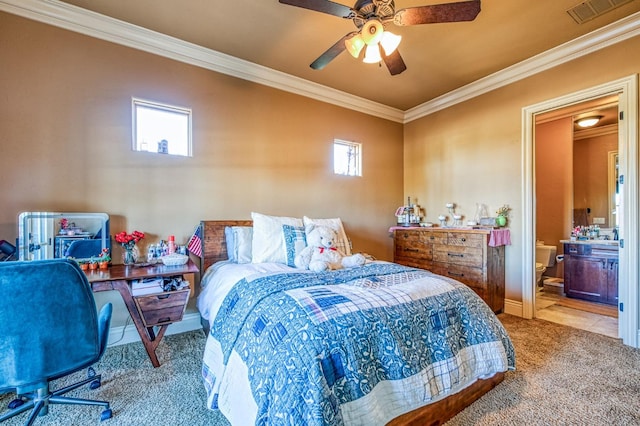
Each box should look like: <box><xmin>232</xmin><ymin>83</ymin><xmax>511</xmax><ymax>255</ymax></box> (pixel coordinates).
<box><xmin>613</xmin><ymin>227</ymin><xmax>619</xmax><ymax>241</ymax></box>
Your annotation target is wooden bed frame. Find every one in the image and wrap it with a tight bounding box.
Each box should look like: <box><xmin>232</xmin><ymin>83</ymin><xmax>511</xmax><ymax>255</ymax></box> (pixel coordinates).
<box><xmin>199</xmin><ymin>220</ymin><xmax>506</xmax><ymax>425</ymax></box>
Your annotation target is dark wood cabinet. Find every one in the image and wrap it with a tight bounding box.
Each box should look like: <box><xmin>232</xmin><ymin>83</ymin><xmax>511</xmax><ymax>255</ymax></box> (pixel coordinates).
<box><xmin>563</xmin><ymin>243</ymin><xmax>618</xmax><ymax>306</ymax></box>
<box><xmin>394</xmin><ymin>228</ymin><xmax>505</xmax><ymax>313</ymax></box>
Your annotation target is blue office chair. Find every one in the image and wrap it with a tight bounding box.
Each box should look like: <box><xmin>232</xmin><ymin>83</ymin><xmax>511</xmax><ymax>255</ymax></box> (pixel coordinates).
<box><xmin>0</xmin><ymin>259</ymin><xmax>113</xmax><ymax>424</ymax></box>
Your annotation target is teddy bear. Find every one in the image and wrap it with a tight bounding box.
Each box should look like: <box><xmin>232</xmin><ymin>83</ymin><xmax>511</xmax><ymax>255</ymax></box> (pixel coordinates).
<box><xmin>294</xmin><ymin>224</ymin><xmax>366</xmax><ymax>272</ymax></box>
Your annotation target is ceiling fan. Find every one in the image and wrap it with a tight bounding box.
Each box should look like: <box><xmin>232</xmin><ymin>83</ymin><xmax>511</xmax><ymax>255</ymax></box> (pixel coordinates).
<box><xmin>278</xmin><ymin>0</ymin><xmax>481</xmax><ymax>75</ymax></box>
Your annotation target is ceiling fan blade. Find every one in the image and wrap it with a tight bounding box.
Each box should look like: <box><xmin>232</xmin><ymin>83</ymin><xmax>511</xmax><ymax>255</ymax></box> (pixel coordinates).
<box><xmin>394</xmin><ymin>0</ymin><xmax>481</xmax><ymax>26</ymax></box>
<box><xmin>279</xmin><ymin>0</ymin><xmax>354</xmax><ymax>18</ymax></box>
<box><xmin>382</xmin><ymin>48</ymin><xmax>407</xmax><ymax>76</ymax></box>
<box><xmin>310</xmin><ymin>32</ymin><xmax>357</xmax><ymax>70</ymax></box>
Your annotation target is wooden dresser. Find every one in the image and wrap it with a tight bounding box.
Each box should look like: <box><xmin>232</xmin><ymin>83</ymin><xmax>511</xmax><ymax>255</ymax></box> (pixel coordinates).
<box><xmin>393</xmin><ymin>228</ymin><xmax>505</xmax><ymax>313</ymax></box>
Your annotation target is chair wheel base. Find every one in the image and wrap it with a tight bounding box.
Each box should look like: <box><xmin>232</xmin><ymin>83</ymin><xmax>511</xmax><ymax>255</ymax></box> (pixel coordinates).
<box><xmin>90</xmin><ymin>379</ymin><xmax>101</xmax><ymax>390</ymax></box>
<box><xmin>7</xmin><ymin>398</ymin><xmax>24</xmax><ymax>409</ymax></box>
<box><xmin>100</xmin><ymin>408</ymin><xmax>112</xmax><ymax>421</ymax></box>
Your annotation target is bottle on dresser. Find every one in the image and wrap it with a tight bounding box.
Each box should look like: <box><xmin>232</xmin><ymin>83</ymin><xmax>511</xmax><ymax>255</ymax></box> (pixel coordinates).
<box><xmin>167</xmin><ymin>235</ymin><xmax>176</xmax><ymax>254</ymax></box>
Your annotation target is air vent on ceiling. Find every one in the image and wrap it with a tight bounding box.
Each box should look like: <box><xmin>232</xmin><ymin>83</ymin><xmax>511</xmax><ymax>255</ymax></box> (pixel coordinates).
<box><xmin>567</xmin><ymin>0</ymin><xmax>634</xmax><ymax>24</ymax></box>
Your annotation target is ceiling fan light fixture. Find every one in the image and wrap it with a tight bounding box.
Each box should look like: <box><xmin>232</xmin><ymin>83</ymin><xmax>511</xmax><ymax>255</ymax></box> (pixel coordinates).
<box><xmin>576</xmin><ymin>115</ymin><xmax>603</xmax><ymax>128</ymax></box>
<box><xmin>380</xmin><ymin>31</ymin><xmax>402</xmax><ymax>56</ymax></box>
<box><xmin>345</xmin><ymin>34</ymin><xmax>365</xmax><ymax>58</ymax></box>
<box><xmin>361</xmin><ymin>20</ymin><xmax>384</xmax><ymax>45</ymax></box>
<box><xmin>363</xmin><ymin>44</ymin><xmax>382</xmax><ymax>63</ymax></box>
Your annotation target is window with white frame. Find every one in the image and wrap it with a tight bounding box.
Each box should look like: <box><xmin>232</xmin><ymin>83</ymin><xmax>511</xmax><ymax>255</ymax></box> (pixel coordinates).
<box><xmin>333</xmin><ymin>139</ymin><xmax>361</xmax><ymax>176</ymax></box>
<box><xmin>132</xmin><ymin>98</ymin><xmax>192</xmax><ymax>156</ymax></box>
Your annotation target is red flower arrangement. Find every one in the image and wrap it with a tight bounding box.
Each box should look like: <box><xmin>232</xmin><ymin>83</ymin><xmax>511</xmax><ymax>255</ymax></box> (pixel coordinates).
<box><xmin>114</xmin><ymin>230</ymin><xmax>145</xmax><ymax>250</ymax></box>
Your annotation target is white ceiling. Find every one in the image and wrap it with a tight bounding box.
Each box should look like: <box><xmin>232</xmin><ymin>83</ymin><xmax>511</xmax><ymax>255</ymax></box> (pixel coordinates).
<box><xmin>4</xmin><ymin>0</ymin><xmax>640</xmax><ymax>116</ymax></box>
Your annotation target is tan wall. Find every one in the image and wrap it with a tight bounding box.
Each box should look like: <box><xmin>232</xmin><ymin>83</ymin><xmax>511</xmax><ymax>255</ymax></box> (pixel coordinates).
<box><xmin>0</xmin><ymin>12</ymin><xmax>403</xmax><ymax>258</ymax></box>
<box><xmin>0</xmin><ymin>13</ymin><xmax>403</xmax><ymax>325</ymax></box>
<box><xmin>535</xmin><ymin>118</ymin><xmax>573</xmax><ymax>278</ymax></box>
<box><xmin>404</xmin><ymin>35</ymin><xmax>640</xmax><ymax>302</ymax></box>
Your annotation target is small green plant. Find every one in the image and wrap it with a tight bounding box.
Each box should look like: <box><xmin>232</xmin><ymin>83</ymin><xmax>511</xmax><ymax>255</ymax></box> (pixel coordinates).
<box><xmin>98</xmin><ymin>248</ymin><xmax>111</xmax><ymax>263</ymax></box>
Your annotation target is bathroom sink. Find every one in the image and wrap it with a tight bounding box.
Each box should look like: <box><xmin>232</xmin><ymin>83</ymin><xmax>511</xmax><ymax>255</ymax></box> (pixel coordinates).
<box><xmin>560</xmin><ymin>239</ymin><xmax>619</xmax><ymax>246</ymax></box>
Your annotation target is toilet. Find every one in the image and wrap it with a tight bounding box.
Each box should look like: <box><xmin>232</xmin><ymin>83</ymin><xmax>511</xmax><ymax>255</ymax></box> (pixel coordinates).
<box><xmin>535</xmin><ymin>243</ymin><xmax>557</xmax><ymax>287</ymax></box>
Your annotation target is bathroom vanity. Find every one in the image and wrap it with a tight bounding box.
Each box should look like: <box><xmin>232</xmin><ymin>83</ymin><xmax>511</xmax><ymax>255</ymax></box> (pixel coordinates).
<box><xmin>562</xmin><ymin>240</ymin><xmax>618</xmax><ymax>306</ymax></box>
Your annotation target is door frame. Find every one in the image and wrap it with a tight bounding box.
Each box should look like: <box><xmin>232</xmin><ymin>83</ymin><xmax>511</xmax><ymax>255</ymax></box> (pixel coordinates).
<box><xmin>521</xmin><ymin>75</ymin><xmax>639</xmax><ymax>347</ymax></box>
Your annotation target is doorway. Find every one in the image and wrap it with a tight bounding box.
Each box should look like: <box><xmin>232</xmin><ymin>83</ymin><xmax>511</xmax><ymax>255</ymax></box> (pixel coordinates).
<box><xmin>521</xmin><ymin>75</ymin><xmax>639</xmax><ymax>347</ymax></box>
<box><xmin>534</xmin><ymin>96</ymin><xmax>619</xmax><ymax>337</ymax></box>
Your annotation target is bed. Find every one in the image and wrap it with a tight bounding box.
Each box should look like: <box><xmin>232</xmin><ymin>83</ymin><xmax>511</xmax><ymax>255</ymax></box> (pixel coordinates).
<box><xmin>197</xmin><ymin>218</ymin><xmax>515</xmax><ymax>425</ymax></box>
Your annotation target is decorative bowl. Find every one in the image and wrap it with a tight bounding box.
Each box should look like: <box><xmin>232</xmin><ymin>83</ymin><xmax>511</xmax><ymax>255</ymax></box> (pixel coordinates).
<box><xmin>161</xmin><ymin>253</ymin><xmax>188</xmax><ymax>266</ymax></box>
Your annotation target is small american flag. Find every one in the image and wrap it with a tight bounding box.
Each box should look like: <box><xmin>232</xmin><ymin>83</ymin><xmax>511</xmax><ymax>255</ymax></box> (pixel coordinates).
<box><xmin>187</xmin><ymin>225</ymin><xmax>203</xmax><ymax>258</ymax></box>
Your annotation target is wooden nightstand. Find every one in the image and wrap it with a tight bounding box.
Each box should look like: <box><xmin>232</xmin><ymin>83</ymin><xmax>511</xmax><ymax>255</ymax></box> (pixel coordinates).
<box><xmin>134</xmin><ymin>288</ymin><xmax>190</xmax><ymax>328</ymax></box>
<box><xmin>85</xmin><ymin>260</ymin><xmax>199</xmax><ymax>367</ymax></box>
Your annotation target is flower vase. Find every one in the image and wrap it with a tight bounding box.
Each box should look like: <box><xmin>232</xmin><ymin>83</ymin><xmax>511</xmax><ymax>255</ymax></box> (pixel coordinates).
<box><xmin>496</xmin><ymin>215</ymin><xmax>507</xmax><ymax>227</ymax></box>
<box><xmin>123</xmin><ymin>246</ymin><xmax>139</xmax><ymax>265</ymax></box>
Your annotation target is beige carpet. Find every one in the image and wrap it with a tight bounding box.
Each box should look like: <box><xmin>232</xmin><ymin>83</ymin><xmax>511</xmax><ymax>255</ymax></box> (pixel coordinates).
<box><xmin>446</xmin><ymin>314</ymin><xmax>640</xmax><ymax>425</ymax></box>
<box><xmin>1</xmin><ymin>315</ymin><xmax>639</xmax><ymax>425</ymax></box>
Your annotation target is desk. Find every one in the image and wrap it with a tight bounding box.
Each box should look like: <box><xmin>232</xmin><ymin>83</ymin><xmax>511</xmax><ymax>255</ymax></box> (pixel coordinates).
<box><xmin>85</xmin><ymin>260</ymin><xmax>199</xmax><ymax>367</ymax></box>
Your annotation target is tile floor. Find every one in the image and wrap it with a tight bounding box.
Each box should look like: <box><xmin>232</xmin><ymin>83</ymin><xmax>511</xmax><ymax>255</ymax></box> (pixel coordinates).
<box><xmin>535</xmin><ymin>290</ymin><xmax>619</xmax><ymax>339</ymax></box>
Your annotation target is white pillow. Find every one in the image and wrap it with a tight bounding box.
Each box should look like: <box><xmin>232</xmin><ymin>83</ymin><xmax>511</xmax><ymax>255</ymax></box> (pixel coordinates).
<box><xmin>224</xmin><ymin>226</ymin><xmax>253</xmax><ymax>264</ymax></box>
<box><xmin>303</xmin><ymin>216</ymin><xmax>352</xmax><ymax>255</ymax></box>
<box><xmin>251</xmin><ymin>212</ymin><xmax>303</xmax><ymax>264</ymax></box>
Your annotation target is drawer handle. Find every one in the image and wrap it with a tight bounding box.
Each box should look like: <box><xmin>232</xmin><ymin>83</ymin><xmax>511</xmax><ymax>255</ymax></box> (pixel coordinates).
<box><xmin>461</xmin><ymin>238</ymin><xmax>466</xmax><ymax>242</ymax></box>
<box><xmin>156</xmin><ymin>294</ymin><xmax>171</xmax><ymax>300</ymax></box>
<box><xmin>448</xmin><ymin>253</ymin><xmax>464</xmax><ymax>258</ymax></box>
<box><xmin>158</xmin><ymin>317</ymin><xmax>171</xmax><ymax>323</ymax></box>
<box><xmin>429</xmin><ymin>236</ymin><xmax>435</xmax><ymax>240</ymax></box>
<box><xmin>404</xmin><ymin>248</ymin><xmax>419</xmax><ymax>252</ymax></box>
<box><xmin>448</xmin><ymin>271</ymin><xmax>464</xmax><ymax>277</ymax></box>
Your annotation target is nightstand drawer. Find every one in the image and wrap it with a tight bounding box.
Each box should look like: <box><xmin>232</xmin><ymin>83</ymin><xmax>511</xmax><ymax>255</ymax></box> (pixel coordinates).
<box><xmin>134</xmin><ymin>288</ymin><xmax>190</xmax><ymax>327</ymax></box>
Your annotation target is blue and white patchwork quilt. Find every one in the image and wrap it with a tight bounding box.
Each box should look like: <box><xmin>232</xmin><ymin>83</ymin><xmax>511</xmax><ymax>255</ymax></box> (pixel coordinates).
<box><xmin>201</xmin><ymin>262</ymin><xmax>515</xmax><ymax>425</ymax></box>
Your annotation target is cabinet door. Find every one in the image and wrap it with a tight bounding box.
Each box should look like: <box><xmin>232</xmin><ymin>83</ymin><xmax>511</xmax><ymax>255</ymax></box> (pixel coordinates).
<box><xmin>607</xmin><ymin>259</ymin><xmax>619</xmax><ymax>305</ymax></box>
<box><xmin>564</xmin><ymin>256</ymin><xmax>608</xmax><ymax>302</ymax></box>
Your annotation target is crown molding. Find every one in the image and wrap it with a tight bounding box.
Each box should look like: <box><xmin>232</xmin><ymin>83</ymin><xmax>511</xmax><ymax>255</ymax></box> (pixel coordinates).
<box><xmin>574</xmin><ymin>123</ymin><xmax>618</xmax><ymax>140</ymax></box>
<box><xmin>404</xmin><ymin>11</ymin><xmax>640</xmax><ymax>123</ymax></box>
<box><xmin>0</xmin><ymin>0</ymin><xmax>404</xmax><ymax>123</ymax></box>
<box><xmin>1</xmin><ymin>0</ymin><xmax>638</xmax><ymax>125</ymax></box>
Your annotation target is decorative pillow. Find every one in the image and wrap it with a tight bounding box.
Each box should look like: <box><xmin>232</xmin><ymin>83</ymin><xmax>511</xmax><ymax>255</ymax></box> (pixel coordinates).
<box><xmin>251</xmin><ymin>212</ymin><xmax>303</xmax><ymax>264</ymax></box>
<box><xmin>282</xmin><ymin>225</ymin><xmax>307</xmax><ymax>267</ymax></box>
<box><xmin>303</xmin><ymin>216</ymin><xmax>352</xmax><ymax>255</ymax></box>
<box><xmin>224</xmin><ymin>226</ymin><xmax>253</xmax><ymax>264</ymax></box>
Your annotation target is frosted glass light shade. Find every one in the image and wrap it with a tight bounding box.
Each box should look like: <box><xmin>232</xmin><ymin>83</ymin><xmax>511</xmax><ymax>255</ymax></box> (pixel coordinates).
<box><xmin>576</xmin><ymin>115</ymin><xmax>603</xmax><ymax>128</ymax></box>
<box><xmin>345</xmin><ymin>34</ymin><xmax>365</xmax><ymax>58</ymax></box>
<box><xmin>363</xmin><ymin>44</ymin><xmax>382</xmax><ymax>63</ymax></box>
<box><xmin>380</xmin><ymin>31</ymin><xmax>402</xmax><ymax>56</ymax></box>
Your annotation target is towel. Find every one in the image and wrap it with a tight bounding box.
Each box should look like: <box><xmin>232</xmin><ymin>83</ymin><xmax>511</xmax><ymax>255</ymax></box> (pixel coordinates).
<box><xmin>489</xmin><ymin>229</ymin><xmax>511</xmax><ymax>247</ymax></box>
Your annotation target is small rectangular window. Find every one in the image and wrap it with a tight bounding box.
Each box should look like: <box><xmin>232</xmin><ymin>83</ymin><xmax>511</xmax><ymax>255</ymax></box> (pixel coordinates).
<box><xmin>333</xmin><ymin>139</ymin><xmax>361</xmax><ymax>177</ymax></box>
<box><xmin>132</xmin><ymin>98</ymin><xmax>192</xmax><ymax>156</ymax></box>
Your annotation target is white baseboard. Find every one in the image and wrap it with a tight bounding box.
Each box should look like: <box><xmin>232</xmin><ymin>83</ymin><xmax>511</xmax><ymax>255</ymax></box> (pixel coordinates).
<box><xmin>106</xmin><ymin>312</ymin><xmax>203</xmax><ymax>347</ymax></box>
<box><xmin>503</xmin><ymin>298</ymin><xmax>523</xmax><ymax>317</ymax></box>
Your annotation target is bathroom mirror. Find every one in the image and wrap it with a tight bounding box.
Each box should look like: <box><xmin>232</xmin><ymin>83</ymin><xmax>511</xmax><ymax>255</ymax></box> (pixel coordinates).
<box><xmin>18</xmin><ymin>212</ymin><xmax>110</xmax><ymax>261</ymax></box>
<box><xmin>572</xmin><ymin>105</ymin><xmax>618</xmax><ymax>229</ymax></box>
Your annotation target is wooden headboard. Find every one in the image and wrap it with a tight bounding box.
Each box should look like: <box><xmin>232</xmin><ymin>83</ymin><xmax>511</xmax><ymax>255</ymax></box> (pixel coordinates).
<box><xmin>200</xmin><ymin>220</ymin><xmax>252</xmax><ymax>273</ymax></box>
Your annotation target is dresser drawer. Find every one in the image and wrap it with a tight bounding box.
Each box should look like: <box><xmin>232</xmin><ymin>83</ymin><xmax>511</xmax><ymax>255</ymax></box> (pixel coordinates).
<box><xmin>433</xmin><ymin>245</ymin><xmax>483</xmax><ymax>267</ymax></box>
<box><xmin>134</xmin><ymin>288</ymin><xmax>190</xmax><ymax>327</ymax></box>
<box><xmin>395</xmin><ymin>257</ymin><xmax>433</xmax><ymax>270</ymax></box>
<box><xmin>431</xmin><ymin>263</ymin><xmax>485</xmax><ymax>286</ymax></box>
<box><xmin>446</xmin><ymin>232</ymin><xmax>484</xmax><ymax>248</ymax></box>
<box><xmin>394</xmin><ymin>232</ymin><xmax>433</xmax><ymax>260</ymax></box>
